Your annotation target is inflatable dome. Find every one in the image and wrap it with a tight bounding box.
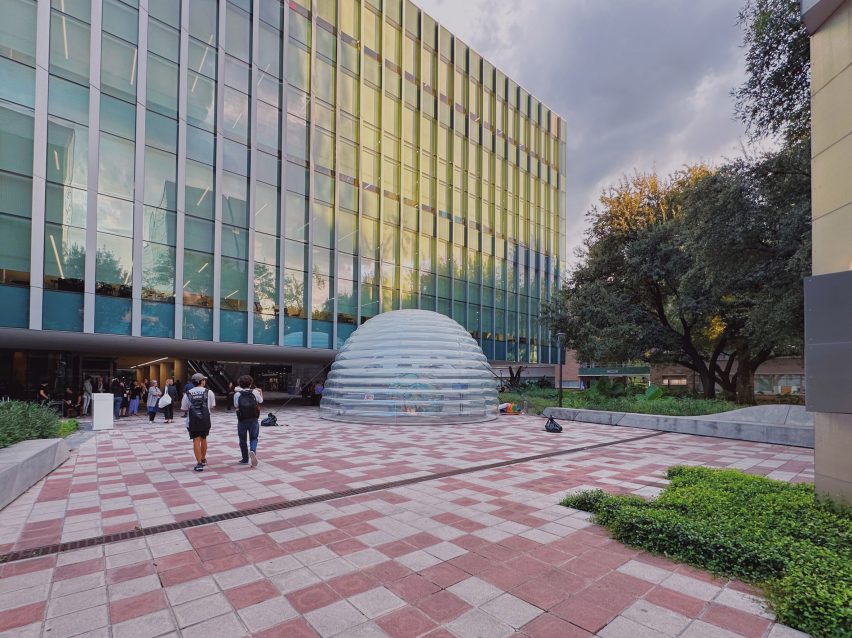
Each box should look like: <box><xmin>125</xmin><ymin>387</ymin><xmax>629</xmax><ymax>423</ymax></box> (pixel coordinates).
<box><xmin>319</xmin><ymin>310</ymin><xmax>499</xmax><ymax>424</ymax></box>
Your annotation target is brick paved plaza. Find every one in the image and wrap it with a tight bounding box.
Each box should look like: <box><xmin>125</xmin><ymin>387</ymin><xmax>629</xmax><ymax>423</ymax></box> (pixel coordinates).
<box><xmin>0</xmin><ymin>408</ymin><xmax>813</xmax><ymax>637</ymax></box>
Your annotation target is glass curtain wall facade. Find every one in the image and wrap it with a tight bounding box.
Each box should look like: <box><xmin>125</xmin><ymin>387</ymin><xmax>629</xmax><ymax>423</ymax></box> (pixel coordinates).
<box><xmin>0</xmin><ymin>0</ymin><xmax>567</xmax><ymax>363</ymax></box>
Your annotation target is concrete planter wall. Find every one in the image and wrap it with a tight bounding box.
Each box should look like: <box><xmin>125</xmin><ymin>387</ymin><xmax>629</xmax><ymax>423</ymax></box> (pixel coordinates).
<box><xmin>0</xmin><ymin>439</ymin><xmax>70</xmax><ymax>510</ymax></box>
<box><xmin>542</xmin><ymin>407</ymin><xmax>814</xmax><ymax>448</ymax></box>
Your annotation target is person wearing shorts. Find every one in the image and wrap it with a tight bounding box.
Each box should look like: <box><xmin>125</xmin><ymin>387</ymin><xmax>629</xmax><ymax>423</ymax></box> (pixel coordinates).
<box><xmin>181</xmin><ymin>373</ymin><xmax>216</xmax><ymax>471</ymax></box>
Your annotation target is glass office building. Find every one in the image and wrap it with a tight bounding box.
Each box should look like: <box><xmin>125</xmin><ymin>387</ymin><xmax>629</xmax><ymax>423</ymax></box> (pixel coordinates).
<box><xmin>0</xmin><ymin>0</ymin><xmax>567</xmax><ymax>365</ymax></box>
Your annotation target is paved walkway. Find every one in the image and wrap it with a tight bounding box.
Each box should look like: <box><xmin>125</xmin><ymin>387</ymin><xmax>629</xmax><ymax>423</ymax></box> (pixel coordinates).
<box><xmin>0</xmin><ymin>408</ymin><xmax>813</xmax><ymax>638</ymax></box>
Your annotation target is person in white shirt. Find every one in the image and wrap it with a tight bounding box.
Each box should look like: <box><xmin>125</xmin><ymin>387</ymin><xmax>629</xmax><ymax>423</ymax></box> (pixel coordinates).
<box><xmin>233</xmin><ymin>374</ymin><xmax>263</xmax><ymax>467</ymax></box>
<box><xmin>181</xmin><ymin>373</ymin><xmax>216</xmax><ymax>471</ymax></box>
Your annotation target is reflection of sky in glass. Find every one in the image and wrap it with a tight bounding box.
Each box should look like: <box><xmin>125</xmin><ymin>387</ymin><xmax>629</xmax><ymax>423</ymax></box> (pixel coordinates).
<box><xmin>97</xmin><ymin>194</ymin><xmax>133</xmax><ymax>237</ymax></box>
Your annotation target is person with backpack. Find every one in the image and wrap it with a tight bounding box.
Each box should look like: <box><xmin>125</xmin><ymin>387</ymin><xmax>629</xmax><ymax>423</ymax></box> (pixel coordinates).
<box><xmin>233</xmin><ymin>375</ymin><xmax>263</xmax><ymax>467</ymax></box>
<box><xmin>181</xmin><ymin>373</ymin><xmax>216</xmax><ymax>471</ymax></box>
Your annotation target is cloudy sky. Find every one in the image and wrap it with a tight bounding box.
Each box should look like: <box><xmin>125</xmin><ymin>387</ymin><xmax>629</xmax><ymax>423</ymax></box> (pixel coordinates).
<box><xmin>415</xmin><ymin>0</ymin><xmax>752</xmax><ymax>265</ymax></box>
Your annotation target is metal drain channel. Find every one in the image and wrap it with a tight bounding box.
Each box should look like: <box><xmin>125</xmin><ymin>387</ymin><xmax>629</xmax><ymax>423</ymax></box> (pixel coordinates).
<box><xmin>0</xmin><ymin>430</ymin><xmax>665</xmax><ymax>564</ymax></box>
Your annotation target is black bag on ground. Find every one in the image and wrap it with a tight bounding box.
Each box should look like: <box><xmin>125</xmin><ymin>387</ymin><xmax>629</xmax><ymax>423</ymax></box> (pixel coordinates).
<box><xmin>260</xmin><ymin>413</ymin><xmax>278</xmax><ymax>427</ymax></box>
<box><xmin>188</xmin><ymin>389</ymin><xmax>211</xmax><ymax>430</ymax></box>
<box><xmin>236</xmin><ymin>389</ymin><xmax>259</xmax><ymax>420</ymax></box>
<box><xmin>544</xmin><ymin>416</ymin><xmax>563</xmax><ymax>433</ymax></box>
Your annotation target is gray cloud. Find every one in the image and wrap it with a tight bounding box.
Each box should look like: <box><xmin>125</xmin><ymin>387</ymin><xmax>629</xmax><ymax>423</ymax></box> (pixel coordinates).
<box><xmin>415</xmin><ymin>0</ymin><xmax>750</xmax><ymax>264</ymax></box>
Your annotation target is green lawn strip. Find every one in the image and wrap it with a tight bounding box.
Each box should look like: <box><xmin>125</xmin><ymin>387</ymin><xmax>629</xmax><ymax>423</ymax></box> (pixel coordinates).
<box><xmin>561</xmin><ymin>467</ymin><xmax>852</xmax><ymax>638</ymax></box>
<box><xmin>0</xmin><ymin>401</ymin><xmax>63</xmax><ymax>448</ymax></box>
<box><xmin>499</xmin><ymin>389</ymin><xmax>736</xmax><ymax>416</ymax></box>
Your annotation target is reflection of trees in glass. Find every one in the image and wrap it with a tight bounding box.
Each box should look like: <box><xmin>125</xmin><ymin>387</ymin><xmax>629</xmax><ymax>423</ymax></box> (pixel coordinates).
<box><xmin>95</xmin><ymin>248</ymin><xmax>131</xmax><ymax>297</ymax></box>
<box><xmin>254</xmin><ymin>262</ymin><xmax>278</xmax><ymax>314</ymax></box>
<box><xmin>50</xmin><ymin>243</ymin><xmax>85</xmax><ymax>291</ymax></box>
<box><xmin>141</xmin><ymin>244</ymin><xmax>175</xmax><ymax>301</ymax></box>
<box><xmin>284</xmin><ymin>271</ymin><xmax>305</xmax><ymax>318</ymax></box>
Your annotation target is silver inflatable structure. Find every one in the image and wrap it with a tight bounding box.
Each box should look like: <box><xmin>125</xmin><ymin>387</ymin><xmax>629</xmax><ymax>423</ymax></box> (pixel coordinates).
<box><xmin>319</xmin><ymin>310</ymin><xmax>499</xmax><ymax>424</ymax></box>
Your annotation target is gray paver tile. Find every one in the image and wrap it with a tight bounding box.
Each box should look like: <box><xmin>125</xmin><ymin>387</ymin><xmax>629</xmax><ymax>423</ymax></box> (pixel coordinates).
<box><xmin>347</xmin><ymin>587</ymin><xmax>406</xmax><ymax>619</ymax></box>
<box><xmin>165</xmin><ymin>576</ymin><xmax>219</xmax><ymax>606</ymax></box>
<box><xmin>43</xmin><ymin>605</ymin><xmax>109</xmax><ymax>638</ymax></box>
<box><xmin>600</xmin><ymin>616</ymin><xmax>671</xmax><ymax>638</ymax></box>
<box><xmin>236</xmin><ymin>596</ymin><xmax>299</xmax><ymax>633</ymax></box>
<box><xmin>46</xmin><ymin>586</ymin><xmax>108</xmax><ymax>619</ymax></box>
<box><xmin>480</xmin><ymin>593</ymin><xmax>544</xmax><ymax>629</ymax></box>
<box><xmin>447</xmin><ymin>609</ymin><xmax>514</xmax><ymax>638</ymax></box>
<box><xmin>714</xmin><ymin>587</ymin><xmax>775</xmax><ymax>619</ymax></box>
<box><xmin>304</xmin><ymin>600</ymin><xmax>368</xmax><ymax>637</ymax></box>
<box><xmin>448</xmin><ymin>577</ymin><xmax>504</xmax><ymax>607</ymax></box>
<box><xmin>681</xmin><ymin>620</ymin><xmax>748</xmax><ymax>638</ymax></box>
<box><xmin>661</xmin><ymin>573</ymin><xmax>722</xmax><ymax>601</ymax></box>
<box><xmin>616</xmin><ymin>559</ymin><xmax>673</xmax><ymax>584</ymax></box>
<box><xmin>173</xmin><ymin>592</ymin><xmax>232</xmax><ymax>628</ymax></box>
<box><xmin>111</xmin><ymin>609</ymin><xmax>176</xmax><ymax>638</ymax></box>
<box><xmin>622</xmin><ymin>599</ymin><xmax>691</xmax><ymax>635</ymax></box>
<box><xmin>180</xmin><ymin>613</ymin><xmax>248</xmax><ymax>638</ymax></box>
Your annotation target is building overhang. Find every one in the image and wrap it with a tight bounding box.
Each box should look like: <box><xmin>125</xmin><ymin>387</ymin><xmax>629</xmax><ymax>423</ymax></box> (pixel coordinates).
<box><xmin>802</xmin><ymin>0</ymin><xmax>846</xmax><ymax>34</ymax></box>
<box><xmin>0</xmin><ymin>328</ymin><xmax>336</xmax><ymax>365</ymax></box>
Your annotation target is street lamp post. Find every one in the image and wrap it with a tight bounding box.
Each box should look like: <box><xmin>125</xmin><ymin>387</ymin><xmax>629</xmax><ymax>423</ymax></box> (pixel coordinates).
<box><xmin>556</xmin><ymin>332</ymin><xmax>566</xmax><ymax>408</ymax></box>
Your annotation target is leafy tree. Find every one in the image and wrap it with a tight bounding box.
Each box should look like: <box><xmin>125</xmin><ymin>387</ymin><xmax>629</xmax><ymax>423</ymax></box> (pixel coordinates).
<box><xmin>544</xmin><ymin>168</ymin><xmax>729</xmax><ymax>399</ymax></box>
<box><xmin>680</xmin><ymin>141</ymin><xmax>811</xmax><ymax>403</ymax></box>
<box><xmin>733</xmin><ymin>0</ymin><xmax>811</xmax><ymax>143</ymax></box>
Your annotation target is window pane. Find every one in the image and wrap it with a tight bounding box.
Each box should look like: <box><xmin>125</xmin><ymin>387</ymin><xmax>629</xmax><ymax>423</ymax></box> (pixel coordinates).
<box><xmin>48</xmin><ymin>11</ymin><xmax>90</xmax><ymax>84</ymax></box>
<box><xmin>221</xmin><ymin>224</ymin><xmax>248</xmax><ymax>259</ymax></box>
<box><xmin>97</xmin><ymin>194</ymin><xmax>133</xmax><ymax>237</ymax></box>
<box><xmin>0</xmin><ymin>212</ymin><xmax>30</xmax><ymax>274</ymax></box>
<box><xmin>183</xmin><ymin>250</ymin><xmax>213</xmax><ymax>306</ymax></box>
<box><xmin>0</xmin><ymin>171</ymin><xmax>33</xmax><ymax>219</ymax></box>
<box><xmin>221</xmin><ymin>172</ymin><xmax>248</xmax><ymax>226</ymax></box>
<box><xmin>148</xmin><ymin>20</ymin><xmax>179</xmax><ymax>61</ymax></box>
<box><xmin>100</xmin><ymin>93</ymin><xmax>136</xmax><ymax>139</ymax></box>
<box><xmin>47</xmin><ymin>118</ymin><xmax>87</xmax><ymax>188</ymax></box>
<box><xmin>100</xmin><ymin>34</ymin><xmax>137</xmax><ymax>102</ymax></box>
<box><xmin>98</xmin><ymin>133</ymin><xmax>135</xmax><ymax>200</ymax></box>
<box><xmin>144</xmin><ymin>147</ymin><xmax>177</xmax><ymax>209</ymax></box>
<box><xmin>188</xmin><ymin>0</ymin><xmax>218</xmax><ymax>44</ymax></box>
<box><xmin>187</xmin><ymin>72</ymin><xmax>216</xmax><ymax>130</ymax></box>
<box><xmin>147</xmin><ymin>55</ymin><xmax>179</xmax><ymax>116</ymax></box>
<box><xmin>225</xmin><ymin>4</ymin><xmax>251</xmax><ymax>62</ymax></box>
<box><xmin>95</xmin><ymin>232</ymin><xmax>132</xmax><ymax>291</ymax></box>
<box><xmin>141</xmin><ymin>241</ymin><xmax>175</xmax><ymax>300</ymax></box>
<box><xmin>221</xmin><ymin>256</ymin><xmax>248</xmax><ymax>310</ymax></box>
<box><xmin>185</xmin><ymin>160</ymin><xmax>214</xmax><ymax>218</ymax></box>
<box><xmin>0</xmin><ymin>57</ymin><xmax>35</xmax><ymax>109</ymax></box>
<box><xmin>48</xmin><ymin>75</ymin><xmax>88</xmax><ymax>125</ymax></box>
<box><xmin>0</xmin><ymin>103</ymin><xmax>35</xmax><ymax>176</ymax></box>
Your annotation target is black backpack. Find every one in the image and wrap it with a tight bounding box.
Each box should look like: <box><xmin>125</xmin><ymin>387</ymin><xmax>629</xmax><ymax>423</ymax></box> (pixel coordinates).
<box><xmin>544</xmin><ymin>416</ymin><xmax>563</xmax><ymax>433</ymax></box>
<box><xmin>236</xmin><ymin>389</ymin><xmax>259</xmax><ymax>420</ymax></box>
<box><xmin>188</xmin><ymin>389</ymin><xmax>211</xmax><ymax>430</ymax></box>
<box><xmin>260</xmin><ymin>413</ymin><xmax>278</xmax><ymax>427</ymax></box>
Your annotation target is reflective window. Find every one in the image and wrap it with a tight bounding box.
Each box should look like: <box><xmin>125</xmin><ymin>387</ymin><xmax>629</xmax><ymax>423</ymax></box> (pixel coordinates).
<box><xmin>0</xmin><ymin>103</ymin><xmax>35</xmax><ymax>177</ymax></box>
<box><xmin>98</xmin><ymin>133</ymin><xmax>135</xmax><ymax>200</ymax></box>
<box><xmin>188</xmin><ymin>0</ymin><xmax>218</xmax><ymax>44</ymax></box>
<box><xmin>183</xmin><ymin>250</ymin><xmax>213</xmax><ymax>306</ymax></box>
<box><xmin>46</xmin><ymin>118</ymin><xmax>87</xmax><ymax>189</ymax></box>
<box><xmin>144</xmin><ymin>146</ymin><xmax>177</xmax><ymax>210</ymax></box>
<box><xmin>141</xmin><ymin>242</ymin><xmax>175</xmax><ymax>300</ymax></box>
<box><xmin>225</xmin><ymin>3</ymin><xmax>251</xmax><ymax>62</ymax></box>
<box><xmin>48</xmin><ymin>11</ymin><xmax>90</xmax><ymax>84</ymax></box>
<box><xmin>0</xmin><ymin>57</ymin><xmax>35</xmax><ymax>109</ymax></box>
<box><xmin>147</xmin><ymin>56</ymin><xmax>179</xmax><ymax>117</ymax></box>
<box><xmin>100</xmin><ymin>34</ymin><xmax>138</xmax><ymax>102</ymax></box>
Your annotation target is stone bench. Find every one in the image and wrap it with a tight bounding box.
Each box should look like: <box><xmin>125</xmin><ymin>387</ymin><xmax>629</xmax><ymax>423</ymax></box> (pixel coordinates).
<box><xmin>0</xmin><ymin>438</ymin><xmax>70</xmax><ymax>510</ymax></box>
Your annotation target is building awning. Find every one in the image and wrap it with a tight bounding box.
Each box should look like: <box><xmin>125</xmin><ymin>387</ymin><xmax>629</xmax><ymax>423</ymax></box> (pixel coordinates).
<box><xmin>579</xmin><ymin>366</ymin><xmax>650</xmax><ymax>377</ymax></box>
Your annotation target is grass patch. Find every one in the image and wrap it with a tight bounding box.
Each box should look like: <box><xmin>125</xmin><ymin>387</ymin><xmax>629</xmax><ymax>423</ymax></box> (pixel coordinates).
<box><xmin>58</xmin><ymin>419</ymin><xmax>79</xmax><ymax>437</ymax></box>
<box><xmin>0</xmin><ymin>401</ymin><xmax>61</xmax><ymax>448</ymax></box>
<box><xmin>561</xmin><ymin>467</ymin><xmax>852</xmax><ymax>638</ymax></box>
<box><xmin>499</xmin><ymin>388</ymin><xmax>736</xmax><ymax>416</ymax></box>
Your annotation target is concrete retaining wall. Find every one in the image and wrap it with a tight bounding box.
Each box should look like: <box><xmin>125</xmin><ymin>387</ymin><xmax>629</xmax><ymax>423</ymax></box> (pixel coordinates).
<box><xmin>0</xmin><ymin>439</ymin><xmax>70</xmax><ymax>510</ymax></box>
<box><xmin>542</xmin><ymin>407</ymin><xmax>814</xmax><ymax>448</ymax></box>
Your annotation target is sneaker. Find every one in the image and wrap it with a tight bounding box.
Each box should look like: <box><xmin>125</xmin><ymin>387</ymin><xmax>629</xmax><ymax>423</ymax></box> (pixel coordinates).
<box><xmin>201</xmin><ymin>458</ymin><xmax>207</xmax><ymax>466</ymax></box>
<box><xmin>193</xmin><ymin>463</ymin><xmax>204</xmax><ymax>472</ymax></box>
<box><xmin>238</xmin><ymin>459</ymin><xmax>249</xmax><ymax>465</ymax></box>
<box><xmin>249</xmin><ymin>451</ymin><xmax>258</xmax><ymax>467</ymax></box>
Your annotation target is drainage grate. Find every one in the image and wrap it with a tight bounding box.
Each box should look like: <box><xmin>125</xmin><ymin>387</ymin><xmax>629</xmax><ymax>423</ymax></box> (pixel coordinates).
<box><xmin>0</xmin><ymin>430</ymin><xmax>665</xmax><ymax>565</ymax></box>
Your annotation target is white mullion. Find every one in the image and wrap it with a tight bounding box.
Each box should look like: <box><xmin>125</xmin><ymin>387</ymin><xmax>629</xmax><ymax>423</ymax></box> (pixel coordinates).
<box><xmin>247</xmin><ymin>2</ymin><xmax>259</xmax><ymax>344</ymax></box>
<box><xmin>84</xmin><ymin>0</ymin><xmax>104</xmax><ymax>333</ymax></box>
<box><xmin>377</xmin><ymin>0</ymin><xmax>386</xmax><ymax>313</ymax></box>
<box><xmin>331</xmin><ymin>0</ymin><xmax>341</xmax><ymax>348</ymax></box>
<box><xmin>278</xmin><ymin>4</ymin><xmax>290</xmax><ymax>346</ymax></box>
<box><xmin>306</xmin><ymin>0</ymin><xmax>316</xmax><ymax>347</ymax></box>
<box><xmin>212</xmin><ymin>0</ymin><xmax>227</xmax><ymax>341</ymax></box>
<box><xmin>174</xmin><ymin>0</ymin><xmax>189</xmax><ymax>340</ymax></box>
<box><xmin>131</xmin><ymin>0</ymin><xmax>149</xmax><ymax>336</ymax></box>
<box><xmin>355</xmin><ymin>0</ymin><xmax>364</xmax><ymax>326</ymax></box>
<box><xmin>28</xmin><ymin>0</ymin><xmax>51</xmax><ymax>330</ymax></box>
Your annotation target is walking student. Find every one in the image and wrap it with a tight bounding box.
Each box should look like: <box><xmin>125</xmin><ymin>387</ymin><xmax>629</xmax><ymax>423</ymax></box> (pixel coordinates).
<box><xmin>233</xmin><ymin>375</ymin><xmax>263</xmax><ymax>467</ymax></box>
<box><xmin>181</xmin><ymin>373</ymin><xmax>215</xmax><ymax>471</ymax></box>
<box><xmin>128</xmin><ymin>381</ymin><xmax>141</xmax><ymax>416</ymax></box>
<box><xmin>146</xmin><ymin>380</ymin><xmax>161</xmax><ymax>422</ymax></box>
<box><xmin>162</xmin><ymin>378</ymin><xmax>177</xmax><ymax>423</ymax></box>
<box><xmin>110</xmin><ymin>378</ymin><xmax>125</xmax><ymax>419</ymax></box>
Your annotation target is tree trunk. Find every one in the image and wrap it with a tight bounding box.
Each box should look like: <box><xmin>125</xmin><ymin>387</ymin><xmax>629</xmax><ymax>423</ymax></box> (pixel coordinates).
<box><xmin>736</xmin><ymin>365</ymin><xmax>756</xmax><ymax>405</ymax></box>
<box><xmin>699</xmin><ymin>369</ymin><xmax>716</xmax><ymax>399</ymax></box>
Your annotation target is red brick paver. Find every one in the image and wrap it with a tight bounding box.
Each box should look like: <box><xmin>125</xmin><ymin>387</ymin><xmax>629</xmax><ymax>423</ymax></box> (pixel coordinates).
<box><xmin>0</xmin><ymin>408</ymin><xmax>813</xmax><ymax>637</ymax></box>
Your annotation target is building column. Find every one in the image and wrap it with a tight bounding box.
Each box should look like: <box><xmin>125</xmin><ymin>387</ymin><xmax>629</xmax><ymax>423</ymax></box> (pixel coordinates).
<box><xmin>149</xmin><ymin>365</ymin><xmax>159</xmax><ymax>383</ymax></box>
<box><xmin>135</xmin><ymin>368</ymin><xmax>144</xmax><ymax>384</ymax></box>
<box><xmin>160</xmin><ymin>362</ymin><xmax>171</xmax><ymax>384</ymax></box>
<box><xmin>174</xmin><ymin>359</ymin><xmax>186</xmax><ymax>383</ymax></box>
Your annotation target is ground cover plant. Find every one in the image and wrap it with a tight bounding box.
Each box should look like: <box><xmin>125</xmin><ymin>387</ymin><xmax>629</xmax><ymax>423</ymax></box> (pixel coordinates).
<box><xmin>499</xmin><ymin>383</ymin><xmax>736</xmax><ymax>416</ymax></box>
<box><xmin>58</xmin><ymin>418</ymin><xmax>79</xmax><ymax>438</ymax></box>
<box><xmin>0</xmin><ymin>401</ymin><xmax>61</xmax><ymax>448</ymax></box>
<box><xmin>562</xmin><ymin>466</ymin><xmax>852</xmax><ymax>638</ymax></box>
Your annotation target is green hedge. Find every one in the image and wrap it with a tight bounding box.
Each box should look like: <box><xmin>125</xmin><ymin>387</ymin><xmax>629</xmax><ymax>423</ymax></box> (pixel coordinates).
<box><xmin>0</xmin><ymin>401</ymin><xmax>61</xmax><ymax>448</ymax></box>
<box><xmin>499</xmin><ymin>389</ymin><xmax>736</xmax><ymax>416</ymax></box>
<box><xmin>562</xmin><ymin>467</ymin><xmax>852</xmax><ymax>638</ymax></box>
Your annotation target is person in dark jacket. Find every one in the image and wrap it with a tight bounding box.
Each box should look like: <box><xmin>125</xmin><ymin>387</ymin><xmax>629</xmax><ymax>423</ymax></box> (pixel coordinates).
<box><xmin>163</xmin><ymin>378</ymin><xmax>178</xmax><ymax>423</ymax></box>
